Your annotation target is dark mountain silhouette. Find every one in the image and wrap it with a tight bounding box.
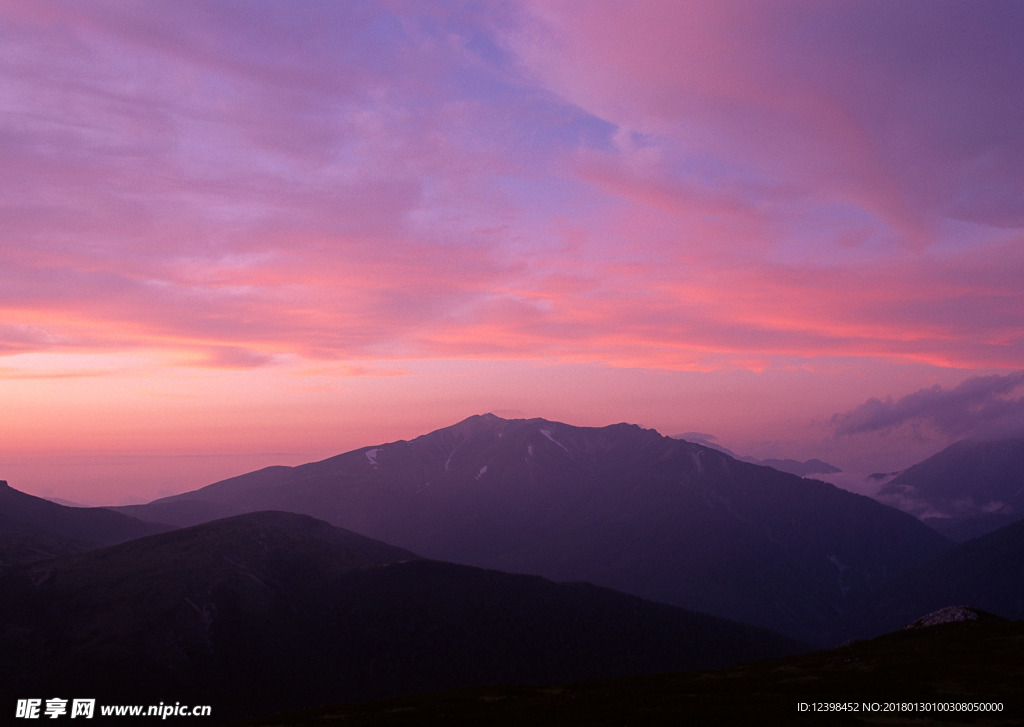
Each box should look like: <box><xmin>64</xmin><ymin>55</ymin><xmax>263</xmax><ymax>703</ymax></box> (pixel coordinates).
<box><xmin>0</xmin><ymin>480</ymin><xmax>172</xmax><ymax>566</ymax></box>
<box><xmin>238</xmin><ymin>607</ymin><xmax>1024</xmax><ymax>727</ymax></box>
<box><xmin>0</xmin><ymin>511</ymin><xmax>802</xmax><ymax>723</ymax></box>
<box><xmin>923</xmin><ymin>511</ymin><xmax>1024</xmax><ymax>543</ymax></box>
<box><xmin>123</xmin><ymin>414</ymin><xmax>949</xmax><ymax>644</ymax></box>
<box><xmin>876</xmin><ymin>438</ymin><xmax>1024</xmax><ymax>540</ymax></box>
<box><xmin>840</xmin><ymin>516</ymin><xmax>1024</xmax><ymax>641</ymax></box>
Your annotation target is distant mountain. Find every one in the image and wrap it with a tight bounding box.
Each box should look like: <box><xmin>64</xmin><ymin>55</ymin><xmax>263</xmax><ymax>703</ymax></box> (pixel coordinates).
<box><xmin>42</xmin><ymin>496</ymin><xmax>85</xmax><ymax>507</ymax></box>
<box><xmin>0</xmin><ymin>511</ymin><xmax>802</xmax><ymax>723</ymax></box>
<box><xmin>0</xmin><ymin>480</ymin><xmax>172</xmax><ymax>565</ymax></box>
<box><xmin>876</xmin><ymin>438</ymin><xmax>1024</xmax><ymax>540</ymax></box>
<box><xmin>671</xmin><ymin>434</ymin><xmax>841</xmax><ymax>476</ymax></box>
<box><xmin>755</xmin><ymin>457</ymin><xmax>842</xmax><ymax>477</ymax></box>
<box><xmin>841</xmin><ymin>515</ymin><xmax>1024</xmax><ymax>640</ymax></box>
<box><xmin>241</xmin><ymin>606</ymin><xmax>1024</xmax><ymax>727</ymax></box>
<box><xmin>113</xmin><ymin>497</ymin><xmax>246</xmax><ymax>531</ymax></box>
<box><xmin>126</xmin><ymin>414</ymin><xmax>949</xmax><ymax>644</ymax></box>
<box><xmin>671</xmin><ymin>432</ymin><xmax>745</xmax><ymax>458</ymax></box>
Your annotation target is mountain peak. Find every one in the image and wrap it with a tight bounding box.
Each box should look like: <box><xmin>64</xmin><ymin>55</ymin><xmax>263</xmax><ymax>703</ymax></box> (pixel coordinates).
<box><xmin>470</xmin><ymin>412</ymin><xmax>504</xmax><ymax>422</ymax></box>
<box><xmin>452</xmin><ymin>412</ymin><xmax>509</xmax><ymax>429</ymax></box>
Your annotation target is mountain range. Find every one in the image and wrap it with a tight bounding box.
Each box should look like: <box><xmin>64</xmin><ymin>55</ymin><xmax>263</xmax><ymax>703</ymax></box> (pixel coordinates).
<box><xmin>116</xmin><ymin>414</ymin><xmax>949</xmax><ymax>645</ymax></box>
<box><xmin>671</xmin><ymin>433</ymin><xmax>842</xmax><ymax>476</ymax></box>
<box><xmin>4</xmin><ymin>413</ymin><xmax>1024</xmax><ymax>723</ymax></box>
<box><xmin>0</xmin><ymin>479</ymin><xmax>171</xmax><ymax>569</ymax></box>
<box><xmin>0</xmin><ymin>511</ymin><xmax>801</xmax><ymax>723</ymax></box>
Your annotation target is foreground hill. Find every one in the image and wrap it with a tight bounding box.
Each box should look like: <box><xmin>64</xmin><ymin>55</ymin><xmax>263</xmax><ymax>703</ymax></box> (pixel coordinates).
<box><xmin>0</xmin><ymin>511</ymin><xmax>802</xmax><ymax>723</ymax></box>
<box><xmin>236</xmin><ymin>607</ymin><xmax>1022</xmax><ymax>727</ymax></box>
<box><xmin>0</xmin><ymin>480</ymin><xmax>172</xmax><ymax>567</ymax></box>
<box><xmin>876</xmin><ymin>438</ymin><xmax>1024</xmax><ymax>540</ymax></box>
<box><xmin>123</xmin><ymin>415</ymin><xmax>950</xmax><ymax>645</ymax></box>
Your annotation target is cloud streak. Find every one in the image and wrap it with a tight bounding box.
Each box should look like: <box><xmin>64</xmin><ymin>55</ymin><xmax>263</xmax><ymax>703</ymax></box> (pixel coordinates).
<box><xmin>833</xmin><ymin>372</ymin><xmax>1024</xmax><ymax>439</ymax></box>
<box><xmin>2</xmin><ymin>0</ymin><xmax>1023</xmax><ymax>380</ymax></box>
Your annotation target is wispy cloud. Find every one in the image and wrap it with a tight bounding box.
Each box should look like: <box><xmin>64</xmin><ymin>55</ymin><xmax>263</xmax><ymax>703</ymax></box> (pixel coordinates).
<box><xmin>2</xmin><ymin>1</ymin><xmax>1022</xmax><ymax>377</ymax></box>
<box><xmin>832</xmin><ymin>372</ymin><xmax>1024</xmax><ymax>439</ymax></box>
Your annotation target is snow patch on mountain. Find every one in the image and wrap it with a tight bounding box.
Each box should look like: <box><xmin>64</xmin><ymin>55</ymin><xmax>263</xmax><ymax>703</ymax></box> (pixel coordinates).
<box><xmin>540</xmin><ymin>428</ymin><xmax>569</xmax><ymax>453</ymax></box>
<box><xmin>827</xmin><ymin>555</ymin><xmax>851</xmax><ymax>597</ymax></box>
<box><xmin>365</xmin><ymin>449</ymin><xmax>380</xmax><ymax>468</ymax></box>
<box><xmin>476</xmin><ymin>465</ymin><xmax>487</xmax><ymax>480</ymax></box>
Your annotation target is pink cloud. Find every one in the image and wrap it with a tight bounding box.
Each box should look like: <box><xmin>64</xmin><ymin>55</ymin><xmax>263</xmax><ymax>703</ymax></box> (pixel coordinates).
<box><xmin>1</xmin><ymin>2</ymin><xmax>1021</xmax><ymax>381</ymax></box>
<box><xmin>509</xmin><ymin>0</ymin><xmax>1024</xmax><ymax>244</ymax></box>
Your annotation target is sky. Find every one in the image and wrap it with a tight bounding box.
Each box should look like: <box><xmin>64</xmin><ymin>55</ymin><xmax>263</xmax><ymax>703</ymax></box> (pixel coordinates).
<box><xmin>2</xmin><ymin>0</ymin><xmax>1023</xmax><ymax>505</ymax></box>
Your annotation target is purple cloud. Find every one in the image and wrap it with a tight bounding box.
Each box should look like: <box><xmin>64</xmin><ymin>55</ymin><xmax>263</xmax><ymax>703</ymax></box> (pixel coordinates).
<box><xmin>833</xmin><ymin>372</ymin><xmax>1024</xmax><ymax>439</ymax></box>
<box><xmin>3</xmin><ymin>1</ymin><xmax>1023</xmax><ymax>375</ymax></box>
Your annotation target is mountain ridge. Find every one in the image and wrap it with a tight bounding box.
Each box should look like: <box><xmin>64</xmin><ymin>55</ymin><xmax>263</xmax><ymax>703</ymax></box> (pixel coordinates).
<box><xmin>0</xmin><ymin>510</ymin><xmax>803</xmax><ymax>722</ymax></box>
<box><xmin>0</xmin><ymin>479</ymin><xmax>174</xmax><ymax>567</ymax></box>
<box><xmin>670</xmin><ymin>433</ymin><xmax>842</xmax><ymax>476</ymax></box>
<box><xmin>119</xmin><ymin>414</ymin><xmax>950</xmax><ymax>644</ymax></box>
